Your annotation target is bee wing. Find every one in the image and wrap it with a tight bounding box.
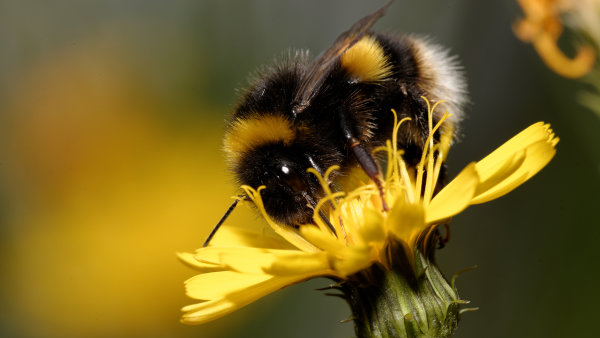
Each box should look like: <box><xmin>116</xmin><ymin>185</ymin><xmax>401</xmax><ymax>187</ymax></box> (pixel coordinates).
<box><xmin>292</xmin><ymin>0</ymin><xmax>392</xmax><ymax>116</ymax></box>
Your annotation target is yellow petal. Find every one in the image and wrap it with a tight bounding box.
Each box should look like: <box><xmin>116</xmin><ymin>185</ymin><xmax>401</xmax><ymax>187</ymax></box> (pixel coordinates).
<box><xmin>470</xmin><ymin>123</ymin><xmax>558</xmax><ymax>204</ymax></box>
<box><xmin>473</xmin><ymin>151</ymin><xmax>526</xmax><ymax>197</ymax></box>
<box><xmin>193</xmin><ymin>246</ymin><xmax>226</xmax><ymax>265</ymax></box>
<box><xmin>299</xmin><ymin>225</ymin><xmax>346</xmax><ymax>253</ymax></box>
<box><xmin>474</xmin><ymin>122</ymin><xmax>555</xmax><ymax>182</ymax></box>
<box><xmin>217</xmin><ymin>247</ymin><xmax>278</xmax><ymax>274</ymax></box>
<box><xmin>209</xmin><ymin>225</ymin><xmax>294</xmax><ymax>250</ymax></box>
<box><xmin>426</xmin><ymin>163</ymin><xmax>479</xmax><ymax>224</ymax></box>
<box><xmin>332</xmin><ymin>246</ymin><xmax>375</xmax><ymax>277</ymax></box>
<box><xmin>387</xmin><ymin>198</ymin><xmax>426</xmax><ymax>244</ymax></box>
<box><xmin>193</xmin><ymin>246</ymin><xmax>282</xmax><ymax>273</ymax></box>
<box><xmin>357</xmin><ymin>206</ymin><xmax>386</xmax><ymax>244</ymax></box>
<box><xmin>177</xmin><ymin>252</ymin><xmax>223</xmax><ymax>272</ymax></box>
<box><xmin>297</xmin><ymin>226</ymin><xmax>376</xmax><ymax>277</ymax></box>
<box><xmin>184</xmin><ymin>271</ymin><xmax>271</xmax><ymax>300</ymax></box>
<box><xmin>181</xmin><ymin>299</ymin><xmax>237</xmax><ymax>324</ymax></box>
<box><xmin>181</xmin><ymin>275</ymin><xmax>303</xmax><ymax>324</ymax></box>
<box><xmin>218</xmin><ymin>247</ymin><xmax>321</xmax><ymax>274</ymax></box>
<box><xmin>267</xmin><ymin>220</ymin><xmax>321</xmax><ymax>253</ymax></box>
<box><xmin>264</xmin><ymin>251</ymin><xmax>331</xmax><ymax>276</ymax></box>
<box><xmin>471</xmin><ymin>139</ymin><xmax>557</xmax><ymax>204</ymax></box>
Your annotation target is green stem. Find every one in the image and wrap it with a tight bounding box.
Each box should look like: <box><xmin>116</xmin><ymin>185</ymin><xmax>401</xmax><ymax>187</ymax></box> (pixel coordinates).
<box><xmin>341</xmin><ymin>246</ymin><xmax>461</xmax><ymax>338</ymax></box>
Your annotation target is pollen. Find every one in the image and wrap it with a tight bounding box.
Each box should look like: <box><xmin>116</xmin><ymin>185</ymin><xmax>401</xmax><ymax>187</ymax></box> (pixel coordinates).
<box><xmin>341</xmin><ymin>35</ymin><xmax>393</xmax><ymax>82</ymax></box>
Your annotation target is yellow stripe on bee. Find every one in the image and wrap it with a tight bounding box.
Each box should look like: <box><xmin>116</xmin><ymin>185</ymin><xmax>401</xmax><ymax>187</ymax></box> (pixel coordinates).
<box><xmin>341</xmin><ymin>35</ymin><xmax>392</xmax><ymax>82</ymax></box>
<box><xmin>224</xmin><ymin>114</ymin><xmax>295</xmax><ymax>163</ymax></box>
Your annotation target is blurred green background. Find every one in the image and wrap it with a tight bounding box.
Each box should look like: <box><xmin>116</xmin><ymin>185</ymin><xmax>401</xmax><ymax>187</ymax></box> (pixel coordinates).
<box><xmin>1</xmin><ymin>0</ymin><xmax>599</xmax><ymax>337</ymax></box>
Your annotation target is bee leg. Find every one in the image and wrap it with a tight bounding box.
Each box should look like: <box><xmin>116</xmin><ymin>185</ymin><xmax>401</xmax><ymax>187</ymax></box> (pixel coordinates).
<box><xmin>338</xmin><ymin>111</ymin><xmax>388</xmax><ymax>211</ymax></box>
<box><xmin>349</xmin><ymin>138</ymin><xmax>389</xmax><ymax>212</ymax></box>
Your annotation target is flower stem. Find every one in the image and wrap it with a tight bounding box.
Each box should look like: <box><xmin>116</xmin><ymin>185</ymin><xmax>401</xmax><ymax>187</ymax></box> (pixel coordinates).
<box><xmin>341</xmin><ymin>246</ymin><xmax>461</xmax><ymax>338</ymax></box>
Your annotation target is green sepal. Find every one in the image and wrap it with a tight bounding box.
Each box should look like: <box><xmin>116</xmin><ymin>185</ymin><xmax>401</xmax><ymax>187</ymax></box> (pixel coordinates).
<box><xmin>340</xmin><ymin>246</ymin><xmax>467</xmax><ymax>338</ymax></box>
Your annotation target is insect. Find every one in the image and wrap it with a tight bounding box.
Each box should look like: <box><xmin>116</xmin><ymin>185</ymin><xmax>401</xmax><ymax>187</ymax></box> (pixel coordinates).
<box><xmin>203</xmin><ymin>1</ymin><xmax>467</xmax><ymax>246</ymax></box>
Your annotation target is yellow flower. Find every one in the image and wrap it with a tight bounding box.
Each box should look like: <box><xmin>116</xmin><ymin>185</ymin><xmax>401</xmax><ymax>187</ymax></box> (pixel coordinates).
<box><xmin>514</xmin><ymin>0</ymin><xmax>597</xmax><ymax>78</ymax></box>
<box><xmin>179</xmin><ymin>100</ymin><xmax>558</xmax><ymax>326</ymax></box>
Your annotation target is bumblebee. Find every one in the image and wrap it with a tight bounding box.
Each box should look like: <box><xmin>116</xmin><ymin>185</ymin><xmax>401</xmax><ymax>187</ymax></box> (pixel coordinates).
<box><xmin>203</xmin><ymin>1</ymin><xmax>467</xmax><ymax>246</ymax></box>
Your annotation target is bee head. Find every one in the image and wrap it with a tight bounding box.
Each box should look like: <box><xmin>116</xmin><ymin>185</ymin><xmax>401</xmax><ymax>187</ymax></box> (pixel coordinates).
<box><xmin>236</xmin><ymin>142</ymin><xmax>325</xmax><ymax>227</ymax></box>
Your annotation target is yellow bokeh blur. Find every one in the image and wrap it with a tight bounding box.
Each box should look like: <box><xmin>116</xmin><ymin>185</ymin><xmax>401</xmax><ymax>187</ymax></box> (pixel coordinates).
<box><xmin>0</xmin><ymin>24</ymin><xmax>265</xmax><ymax>337</ymax></box>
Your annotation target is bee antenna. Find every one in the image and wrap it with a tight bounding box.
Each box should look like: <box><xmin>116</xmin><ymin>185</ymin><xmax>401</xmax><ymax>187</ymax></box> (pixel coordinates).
<box><xmin>202</xmin><ymin>196</ymin><xmax>246</xmax><ymax>247</ymax></box>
